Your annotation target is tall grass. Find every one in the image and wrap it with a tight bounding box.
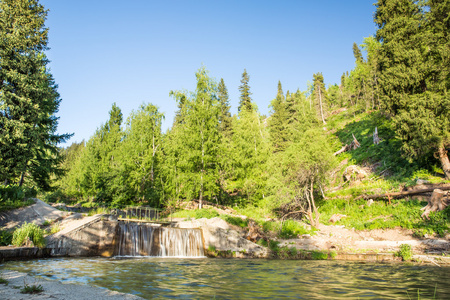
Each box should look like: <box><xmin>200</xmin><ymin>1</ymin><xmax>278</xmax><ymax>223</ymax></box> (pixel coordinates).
<box><xmin>12</xmin><ymin>222</ymin><xmax>46</xmax><ymax>248</ymax></box>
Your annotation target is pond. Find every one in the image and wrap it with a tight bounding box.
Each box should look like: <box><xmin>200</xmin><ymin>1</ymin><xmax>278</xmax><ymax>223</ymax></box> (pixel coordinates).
<box><xmin>3</xmin><ymin>257</ymin><xmax>449</xmax><ymax>299</ymax></box>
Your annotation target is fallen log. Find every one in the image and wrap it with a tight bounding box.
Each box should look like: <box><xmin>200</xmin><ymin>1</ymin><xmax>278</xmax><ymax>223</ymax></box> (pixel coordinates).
<box><xmin>333</xmin><ymin>134</ymin><xmax>360</xmax><ymax>156</ymax></box>
<box><xmin>360</xmin><ymin>184</ymin><xmax>450</xmax><ymax>200</ymax></box>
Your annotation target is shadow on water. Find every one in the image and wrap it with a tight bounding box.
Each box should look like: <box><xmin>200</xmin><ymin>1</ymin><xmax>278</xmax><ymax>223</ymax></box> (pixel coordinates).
<box><xmin>3</xmin><ymin>257</ymin><xmax>450</xmax><ymax>299</ymax></box>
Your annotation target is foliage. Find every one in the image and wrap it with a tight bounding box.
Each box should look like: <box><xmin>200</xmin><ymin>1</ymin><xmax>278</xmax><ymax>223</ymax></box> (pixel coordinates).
<box><xmin>0</xmin><ymin>0</ymin><xmax>71</xmax><ymax>189</ymax></box>
<box><xmin>221</xmin><ymin>215</ymin><xmax>248</xmax><ymax>228</ymax></box>
<box><xmin>0</xmin><ymin>276</ymin><xmax>8</xmax><ymax>285</ymax></box>
<box><xmin>164</xmin><ymin>67</ymin><xmax>221</xmax><ymax>206</ymax></box>
<box><xmin>12</xmin><ymin>222</ymin><xmax>46</xmax><ymax>248</ymax></box>
<box><xmin>396</xmin><ymin>244</ymin><xmax>413</xmax><ymax>261</ymax></box>
<box><xmin>279</xmin><ymin>220</ymin><xmax>310</xmax><ymax>239</ymax></box>
<box><xmin>311</xmin><ymin>250</ymin><xmax>329</xmax><ymax>260</ymax></box>
<box><xmin>194</xmin><ymin>208</ymin><xmax>220</xmax><ymax>219</ymax></box>
<box><xmin>374</xmin><ymin>0</ymin><xmax>450</xmax><ymax>179</ymax></box>
<box><xmin>0</xmin><ymin>230</ymin><xmax>13</xmax><ymax>246</ymax></box>
<box><xmin>0</xmin><ymin>185</ymin><xmax>36</xmax><ymax>212</ymax></box>
<box><xmin>20</xmin><ymin>283</ymin><xmax>44</xmax><ymax>294</ymax></box>
<box><xmin>238</xmin><ymin>69</ymin><xmax>252</xmax><ymax>112</ymax></box>
<box><xmin>319</xmin><ymin>198</ymin><xmax>450</xmax><ymax>236</ymax></box>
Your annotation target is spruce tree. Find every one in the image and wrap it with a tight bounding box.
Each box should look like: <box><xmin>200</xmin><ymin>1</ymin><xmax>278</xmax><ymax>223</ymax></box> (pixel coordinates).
<box><xmin>269</xmin><ymin>81</ymin><xmax>289</xmax><ymax>152</ymax></box>
<box><xmin>0</xmin><ymin>0</ymin><xmax>71</xmax><ymax>187</ymax></box>
<box><xmin>375</xmin><ymin>0</ymin><xmax>450</xmax><ymax>178</ymax></box>
<box><xmin>238</xmin><ymin>69</ymin><xmax>253</xmax><ymax>113</ymax></box>
<box><xmin>217</xmin><ymin>78</ymin><xmax>232</xmax><ymax>137</ymax></box>
<box><xmin>352</xmin><ymin>42</ymin><xmax>364</xmax><ymax>63</ymax></box>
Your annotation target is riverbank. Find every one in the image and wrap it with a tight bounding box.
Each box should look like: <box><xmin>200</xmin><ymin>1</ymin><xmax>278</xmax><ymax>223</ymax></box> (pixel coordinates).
<box><xmin>0</xmin><ymin>269</ymin><xmax>142</xmax><ymax>300</ymax></box>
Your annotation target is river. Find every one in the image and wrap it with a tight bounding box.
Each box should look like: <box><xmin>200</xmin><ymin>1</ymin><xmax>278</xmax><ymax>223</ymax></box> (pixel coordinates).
<box><xmin>3</xmin><ymin>257</ymin><xmax>449</xmax><ymax>299</ymax></box>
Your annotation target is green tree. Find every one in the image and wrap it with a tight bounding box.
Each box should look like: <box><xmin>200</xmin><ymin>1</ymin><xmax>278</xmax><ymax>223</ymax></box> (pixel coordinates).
<box><xmin>168</xmin><ymin>67</ymin><xmax>221</xmax><ymax>208</ymax></box>
<box><xmin>0</xmin><ymin>0</ymin><xmax>71</xmax><ymax>188</ymax></box>
<box><xmin>217</xmin><ymin>78</ymin><xmax>232</xmax><ymax>138</ymax></box>
<box><xmin>352</xmin><ymin>42</ymin><xmax>364</xmax><ymax>63</ymax></box>
<box><xmin>230</xmin><ymin>108</ymin><xmax>270</xmax><ymax>205</ymax></box>
<box><xmin>117</xmin><ymin>103</ymin><xmax>164</xmax><ymax>206</ymax></box>
<box><xmin>312</xmin><ymin>72</ymin><xmax>327</xmax><ymax>124</ymax></box>
<box><xmin>238</xmin><ymin>69</ymin><xmax>252</xmax><ymax>113</ymax></box>
<box><xmin>269</xmin><ymin>81</ymin><xmax>289</xmax><ymax>152</ymax></box>
<box><xmin>375</xmin><ymin>0</ymin><xmax>450</xmax><ymax>178</ymax></box>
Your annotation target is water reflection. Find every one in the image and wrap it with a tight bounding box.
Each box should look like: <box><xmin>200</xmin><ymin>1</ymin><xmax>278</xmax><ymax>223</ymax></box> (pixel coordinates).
<box><xmin>2</xmin><ymin>258</ymin><xmax>449</xmax><ymax>299</ymax></box>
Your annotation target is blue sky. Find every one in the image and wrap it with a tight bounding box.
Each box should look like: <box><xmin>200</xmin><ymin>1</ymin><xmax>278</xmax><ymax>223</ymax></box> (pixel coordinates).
<box><xmin>41</xmin><ymin>0</ymin><xmax>378</xmax><ymax>145</ymax></box>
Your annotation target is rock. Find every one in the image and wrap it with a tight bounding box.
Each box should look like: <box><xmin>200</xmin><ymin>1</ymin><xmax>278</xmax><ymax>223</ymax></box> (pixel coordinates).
<box><xmin>329</xmin><ymin>214</ymin><xmax>347</xmax><ymax>223</ymax></box>
<box><xmin>60</xmin><ymin>213</ymin><xmax>83</xmax><ymax>225</ymax></box>
<box><xmin>416</xmin><ymin>178</ymin><xmax>430</xmax><ymax>185</ymax></box>
<box><xmin>343</xmin><ymin>165</ymin><xmax>368</xmax><ymax>182</ymax></box>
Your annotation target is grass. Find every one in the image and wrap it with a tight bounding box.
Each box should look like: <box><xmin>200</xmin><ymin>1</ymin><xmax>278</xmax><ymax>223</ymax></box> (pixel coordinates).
<box><xmin>12</xmin><ymin>222</ymin><xmax>46</xmax><ymax>248</ymax></box>
<box><xmin>0</xmin><ymin>276</ymin><xmax>8</xmax><ymax>285</ymax></box>
<box><xmin>20</xmin><ymin>283</ymin><xmax>44</xmax><ymax>294</ymax></box>
<box><xmin>319</xmin><ymin>197</ymin><xmax>450</xmax><ymax>236</ymax></box>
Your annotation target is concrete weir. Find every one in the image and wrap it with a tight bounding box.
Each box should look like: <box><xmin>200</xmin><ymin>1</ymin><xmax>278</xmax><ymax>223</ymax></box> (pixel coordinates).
<box><xmin>46</xmin><ymin>214</ymin><xmax>118</xmax><ymax>257</ymax></box>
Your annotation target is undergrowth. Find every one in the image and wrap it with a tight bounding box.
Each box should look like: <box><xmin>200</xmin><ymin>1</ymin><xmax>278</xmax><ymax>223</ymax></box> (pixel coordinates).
<box><xmin>319</xmin><ymin>198</ymin><xmax>449</xmax><ymax>236</ymax></box>
<box><xmin>12</xmin><ymin>222</ymin><xmax>46</xmax><ymax>248</ymax></box>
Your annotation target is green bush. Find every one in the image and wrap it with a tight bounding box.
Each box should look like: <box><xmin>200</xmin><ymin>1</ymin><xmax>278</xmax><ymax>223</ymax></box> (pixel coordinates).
<box><xmin>12</xmin><ymin>222</ymin><xmax>46</xmax><ymax>248</ymax></box>
<box><xmin>280</xmin><ymin>220</ymin><xmax>309</xmax><ymax>238</ymax></box>
<box><xmin>21</xmin><ymin>283</ymin><xmax>44</xmax><ymax>294</ymax></box>
<box><xmin>0</xmin><ymin>230</ymin><xmax>13</xmax><ymax>246</ymax></box>
<box><xmin>195</xmin><ymin>208</ymin><xmax>220</xmax><ymax>219</ymax></box>
<box><xmin>221</xmin><ymin>215</ymin><xmax>248</xmax><ymax>228</ymax></box>
<box><xmin>0</xmin><ymin>185</ymin><xmax>36</xmax><ymax>211</ymax></box>
<box><xmin>311</xmin><ymin>250</ymin><xmax>328</xmax><ymax>260</ymax></box>
<box><xmin>396</xmin><ymin>244</ymin><xmax>413</xmax><ymax>261</ymax></box>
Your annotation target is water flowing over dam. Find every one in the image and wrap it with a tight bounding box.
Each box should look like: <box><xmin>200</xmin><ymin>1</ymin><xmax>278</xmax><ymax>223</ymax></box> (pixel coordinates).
<box><xmin>114</xmin><ymin>222</ymin><xmax>205</xmax><ymax>257</ymax></box>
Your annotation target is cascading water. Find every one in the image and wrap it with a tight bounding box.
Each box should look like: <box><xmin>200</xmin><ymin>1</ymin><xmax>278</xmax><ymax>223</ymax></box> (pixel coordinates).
<box><xmin>114</xmin><ymin>222</ymin><xmax>205</xmax><ymax>257</ymax></box>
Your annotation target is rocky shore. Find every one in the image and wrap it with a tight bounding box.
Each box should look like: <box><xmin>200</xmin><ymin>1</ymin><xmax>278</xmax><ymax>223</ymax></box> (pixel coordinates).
<box><xmin>0</xmin><ymin>270</ymin><xmax>142</xmax><ymax>300</ymax></box>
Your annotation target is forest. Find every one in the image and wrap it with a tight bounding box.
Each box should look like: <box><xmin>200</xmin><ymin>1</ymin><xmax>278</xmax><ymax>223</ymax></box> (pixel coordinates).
<box><xmin>1</xmin><ymin>0</ymin><xmax>449</xmax><ymax>231</ymax></box>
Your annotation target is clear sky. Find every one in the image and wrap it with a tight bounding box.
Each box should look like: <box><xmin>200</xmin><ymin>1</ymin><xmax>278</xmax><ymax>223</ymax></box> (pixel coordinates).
<box><xmin>41</xmin><ymin>0</ymin><xmax>378</xmax><ymax>145</ymax></box>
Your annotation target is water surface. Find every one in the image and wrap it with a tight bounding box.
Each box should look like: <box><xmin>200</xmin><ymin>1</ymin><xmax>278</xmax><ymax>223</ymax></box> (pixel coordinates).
<box><xmin>3</xmin><ymin>257</ymin><xmax>449</xmax><ymax>299</ymax></box>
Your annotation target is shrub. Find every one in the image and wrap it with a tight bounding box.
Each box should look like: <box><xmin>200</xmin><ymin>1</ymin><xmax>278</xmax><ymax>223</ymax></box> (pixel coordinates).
<box><xmin>221</xmin><ymin>215</ymin><xmax>248</xmax><ymax>228</ymax></box>
<box><xmin>396</xmin><ymin>244</ymin><xmax>413</xmax><ymax>261</ymax></box>
<box><xmin>12</xmin><ymin>222</ymin><xmax>46</xmax><ymax>248</ymax></box>
<box><xmin>20</xmin><ymin>283</ymin><xmax>44</xmax><ymax>294</ymax></box>
<box><xmin>0</xmin><ymin>230</ymin><xmax>13</xmax><ymax>246</ymax></box>
<box><xmin>280</xmin><ymin>220</ymin><xmax>309</xmax><ymax>239</ymax></box>
<box><xmin>195</xmin><ymin>208</ymin><xmax>219</xmax><ymax>219</ymax></box>
<box><xmin>311</xmin><ymin>250</ymin><xmax>328</xmax><ymax>260</ymax></box>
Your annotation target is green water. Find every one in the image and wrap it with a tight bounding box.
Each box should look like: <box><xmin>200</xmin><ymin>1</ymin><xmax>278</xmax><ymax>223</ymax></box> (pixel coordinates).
<box><xmin>2</xmin><ymin>257</ymin><xmax>449</xmax><ymax>299</ymax></box>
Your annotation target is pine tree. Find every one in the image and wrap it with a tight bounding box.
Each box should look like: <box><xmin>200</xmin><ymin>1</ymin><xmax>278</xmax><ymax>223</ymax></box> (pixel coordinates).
<box><xmin>352</xmin><ymin>42</ymin><xmax>364</xmax><ymax>63</ymax></box>
<box><xmin>269</xmin><ymin>81</ymin><xmax>289</xmax><ymax>152</ymax></box>
<box><xmin>375</xmin><ymin>0</ymin><xmax>450</xmax><ymax>178</ymax></box>
<box><xmin>0</xmin><ymin>0</ymin><xmax>71</xmax><ymax>188</ymax></box>
<box><xmin>238</xmin><ymin>69</ymin><xmax>252</xmax><ymax>113</ymax></box>
<box><xmin>217</xmin><ymin>78</ymin><xmax>232</xmax><ymax>138</ymax></box>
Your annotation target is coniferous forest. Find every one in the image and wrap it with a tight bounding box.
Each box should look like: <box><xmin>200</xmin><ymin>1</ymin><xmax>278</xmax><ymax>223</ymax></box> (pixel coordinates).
<box><xmin>1</xmin><ymin>0</ymin><xmax>449</xmax><ymax>233</ymax></box>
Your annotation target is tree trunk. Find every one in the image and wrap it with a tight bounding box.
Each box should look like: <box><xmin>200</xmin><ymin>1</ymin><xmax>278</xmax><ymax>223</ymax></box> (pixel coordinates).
<box><xmin>421</xmin><ymin>189</ymin><xmax>448</xmax><ymax>219</ymax></box>
<box><xmin>19</xmin><ymin>171</ymin><xmax>26</xmax><ymax>187</ymax></box>
<box><xmin>438</xmin><ymin>146</ymin><xmax>450</xmax><ymax>180</ymax></box>
<box><xmin>318</xmin><ymin>86</ymin><xmax>326</xmax><ymax>125</ymax></box>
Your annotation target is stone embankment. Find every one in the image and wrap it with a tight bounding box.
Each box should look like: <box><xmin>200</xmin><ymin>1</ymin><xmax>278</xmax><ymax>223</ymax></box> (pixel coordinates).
<box><xmin>175</xmin><ymin>217</ymin><xmax>269</xmax><ymax>258</ymax></box>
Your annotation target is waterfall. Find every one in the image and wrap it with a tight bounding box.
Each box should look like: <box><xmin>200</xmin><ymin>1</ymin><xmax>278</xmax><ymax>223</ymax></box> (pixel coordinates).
<box><xmin>114</xmin><ymin>222</ymin><xmax>205</xmax><ymax>257</ymax></box>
